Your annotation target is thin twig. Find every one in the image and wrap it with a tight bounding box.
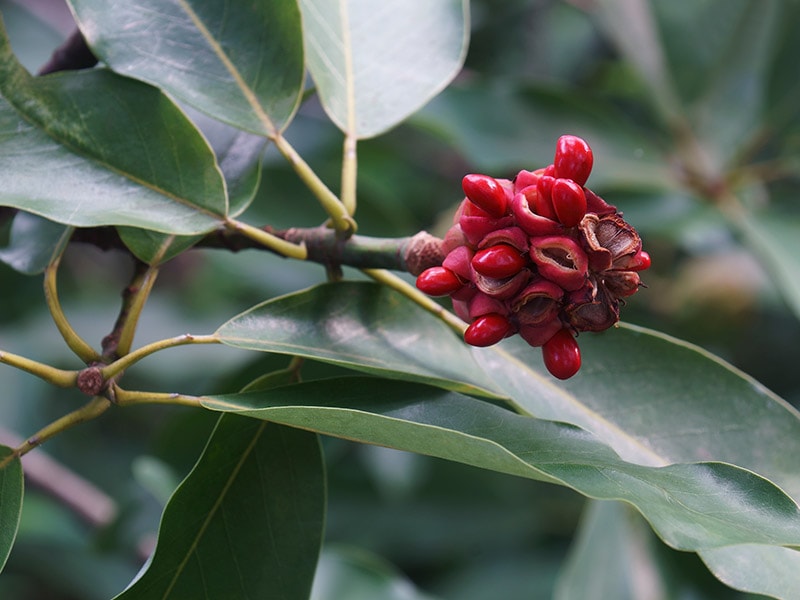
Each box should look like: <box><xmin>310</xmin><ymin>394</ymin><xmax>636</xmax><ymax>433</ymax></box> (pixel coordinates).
<box><xmin>103</xmin><ymin>260</ymin><xmax>160</xmax><ymax>359</ymax></box>
<box><xmin>0</xmin><ymin>349</ymin><xmax>77</xmax><ymax>387</ymax></box>
<box><xmin>0</xmin><ymin>397</ymin><xmax>111</xmax><ymax>468</ymax></box>
<box><xmin>44</xmin><ymin>253</ymin><xmax>100</xmax><ymax>364</ymax></box>
<box><xmin>101</xmin><ymin>334</ymin><xmax>220</xmax><ymax>380</ymax></box>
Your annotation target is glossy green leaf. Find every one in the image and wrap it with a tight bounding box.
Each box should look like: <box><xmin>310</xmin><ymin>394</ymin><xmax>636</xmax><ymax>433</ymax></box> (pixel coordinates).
<box><xmin>480</xmin><ymin>328</ymin><xmax>800</xmax><ymax>496</ymax></box>
<box><xmin>299</xmin><ymin>0</ymin><xmax>469</xmax><ymax>138</ymax></box>
<box><xmin>0</xmin><ymin>17</ymin><xmax>227</xmax><ymax>234</ymax></box>
<box><xmin>700</xmin><ymin>544</ymin><xmax>800</xmax><ymax>599</ymax></box>
<box><xmin>0</xmin><ymin>445</ymin><xmax>23</xmax><ymax>574</ymax></box>
<box><xmin>216</xmin><ymin>281</ymin><xmax>504</xmax><ymax>398</ymax></box>
<box><xmin>215</xmin><ymin>280</ymin><xmax>800</xmax><ymax>596</ymax></box>
<box><xmin>312</xmin><ymin>546</ymin><xmax>439</xmax><ymax>600</ymax></box>
<box><xmin>115</xmin><ymin>416</ymin><xmax>325</xmax><ymax>599</ymax></box>
<box><xmin>0</xmin><ymin>212</ymin><xmax>70</xmax><ymax>275</ymax></box>
<box><xmin>117</xmin><ymin>114</ymin><xmax>265</xmax><ymax>264</ymax></box>
<box><xmin>0</xmin><ymin>91</ymin><xmax>223</xmax><ymax>234</ymax></box>
<box><xmin>203</xmin><ymin>377</ymin><xmax>800</xmax><ymax>552</ymax></box>
<box><xmin>69</xmin><ymin>0</ymin><xmax>304</xmax><ymax>136</ymax></box>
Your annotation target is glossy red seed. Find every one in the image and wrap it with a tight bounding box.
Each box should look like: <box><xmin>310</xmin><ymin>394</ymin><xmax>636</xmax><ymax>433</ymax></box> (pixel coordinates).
<box><xmin>542</xmin><ymin>328</ymin><xmax>581</xmax><ymax>379</ymax></box>
<box><xmin>462</xmin><ymin>174</ymin><xmax>509</xmax><ymax>218</ymax></box>
<box><xmin>551</xmin><ymin>178</ymin><xmax>587</xmax><ymax>227</ymax></box>
<box><xmin>415</xmin><ymin>267</ymin><xmax>463</xmax><ymax>297</ymax></box>
<box><xmin>471</xmin><ymin>244</ymin><xmax>527</xmax><ymax>279</ymax></box>
<box><xmin>553</xmin><ymin>135</ymin><xmax>593</xmax><ymax>186</ymax></box>
<box><xmin>628</xmin><ymin>250</ymin><xmax>651</xmax><ymax>271</ymax></box>
<box><xmin>464</xmin><ymin>313</ymin><xmax>512</xmax><ymax>347</ymax></box>
<box><xmin>534</xmin><ymin>176</ymin><xmax>558</xmax><ymax>220</ymax></box>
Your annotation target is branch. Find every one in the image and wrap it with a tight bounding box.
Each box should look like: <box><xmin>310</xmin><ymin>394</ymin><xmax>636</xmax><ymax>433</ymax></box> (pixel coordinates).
<box><xmin>70</xmin><ymin>225</ymin><xmax>446</xmax><ymax>275</ymax></box>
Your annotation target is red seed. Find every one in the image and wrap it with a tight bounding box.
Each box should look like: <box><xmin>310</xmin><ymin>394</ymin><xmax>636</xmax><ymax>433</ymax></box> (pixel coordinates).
<box><xmin>542</xmin><ymin>328</ymin><xmax>581</xmax><ymax>379</ymax></box>
<box><xmin>462</xmin><ymin>174</ymin><xmax>509</xmax><ymax>218</ymax></box>
<box><xmin>471</xmin><ymin>244</ymin><xmax>527</xmax><ymax>279</ymax></box>
<box><xmin>553</xmin><ymin>135</ymin><xmax>594</xmax><ymax>186</ymax></box>
<box><xmin>415</xmin><ymin>267</ymin><xmax>463</xmax><ymax>297</ymax></box>
<box><xmin>628</xmin><ymin>250</ymin><xmax>651</xmax><ymax>271</ymax></box>
<box><xmin>551</xmin><ymin>178</ymin><xmax>587</xmax><ymax>227</ymax></box>
<box><xmin>464</xmin><ymin>313</ymin><xmax>512</xmax><ymax>347</ymax></box>
<box><xmin>534</xmin><ymin>176</ymin><xmax>558</xmax><ymax>220</ymax></box>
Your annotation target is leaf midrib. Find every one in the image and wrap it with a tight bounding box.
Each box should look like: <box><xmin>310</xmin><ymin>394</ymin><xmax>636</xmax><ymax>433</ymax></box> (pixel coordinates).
<box><xmin>174</xmin><ymin>0</ymin><xmax>278</xmax><ymax>137</ymax></box>
<box><xmin>161</xmin><ymin>421</ymin><xmax>267</xmax><ymax>599</ymax></box>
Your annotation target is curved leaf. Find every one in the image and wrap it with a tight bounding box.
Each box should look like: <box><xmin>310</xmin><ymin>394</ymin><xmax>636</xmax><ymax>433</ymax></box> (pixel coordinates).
<box><xmin>203</xmin><ymin>378</ymin><xmax>800</xmax><ymax>553</ymax></box>
<box><xmin>213</xmin><ymin>280</ymin><xmax>800</xmax><ymax>597</ymax></box>
<box><xmin>0</xmin><ymin>19</ymin><xmax>227</xmax><ymax>234</ymax></box>
<box><xmin>69</xmin><ymin>0</ymin><xmax>305</xmax><ymax>136</ymax></box>
<box><xmin>299</xmin><ymin>0</ymin><xmax>469</xmax><ymax>138</ymax></box>
<box><xmin>115</xmin><ymin>416</ymin><xmax>325</xmax><ymax>599</ymax></box>
<box><xmin>118</xmin><ymin>114</ymin><xmax>265</xmax><ymax>264</ymax></box>
<box><xmin>700</xmin><ymin>544</ymin><xmax>800</xmax><ymax>599</ymax></box>
<box><xmin>216</xmin><ymin>281</ymin><xmax>504</xmax><ymax>398</ymax></box>
<box><xmin>0</xmin><ymin>446</ymin><xmax>23</xmax><ymax>574</ymax></box>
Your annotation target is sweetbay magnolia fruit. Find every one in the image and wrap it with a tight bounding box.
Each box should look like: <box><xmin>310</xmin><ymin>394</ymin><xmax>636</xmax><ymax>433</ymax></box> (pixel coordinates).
<box><xmin>416</xmin><ymin>135</ymin><xmax>650</xmax><ymax>379</ymax></box>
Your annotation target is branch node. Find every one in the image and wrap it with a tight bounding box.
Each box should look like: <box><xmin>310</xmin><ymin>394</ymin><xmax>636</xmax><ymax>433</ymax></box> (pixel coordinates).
<box><xmin>76</xmin><ymin>366</ymin><xmax>106</xmax><ymax>397</ymax></box>
<box><xmin>403</xmin><ymin>231</ymin><xmax>446</xmax><ymax>276</ymax></box>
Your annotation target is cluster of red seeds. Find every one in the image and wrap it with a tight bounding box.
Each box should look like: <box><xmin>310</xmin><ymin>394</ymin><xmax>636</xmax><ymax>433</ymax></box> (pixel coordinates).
<box><xmin>416</xmin><ymin>135</ymin><xmax>650</xmax><ymax>379</ymax></box>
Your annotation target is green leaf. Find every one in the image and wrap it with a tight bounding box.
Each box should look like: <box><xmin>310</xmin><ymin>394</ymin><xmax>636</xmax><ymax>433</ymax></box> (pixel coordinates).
<box><xmin>0</xmin><ymin>445</ymin><xmax>24</xmax><ymax>574</ymax></box>
<box><xmin>202</xmin><ymin>377</ymin><xmax>800</xmax><ymax>552</ymax></box>
<box><xmin>0</xmin><ymin>19</ymin><xmax>228</xmax><ymax>234</ymax></box>
<box><xmin>700</xmin><ymin>544</ymin><xmax>800</xmax><ymax>599</ymax></box>
<box><xmin>0</xmin><ymin>212</ymin><xmax>70</xmax><ymax>275</ymax></box>
<box><xmin>481</xmin><ymin>327</ymin><xmax>800</xmax><ymax>497</ymax></box>
<box><xmin>69</xmin><ymin>0</ymin><xmax>304</xmax><ymax>137</ymax></box>
<box><xmin>115</xmin><ymin>230</ymin><xmax>205</xmax><ymax>266</ymax></box>
<box><xmin>216</xmin><ymin>280</ymin><xmax>800</xmax><ymax>596</ymax></box>
<box><xmin>312</xmin><ymin>546</ymin><xmax>439</xmax><ymax>600</ymax></box>
<box><xmin>116</xmin><ymin>113</ymin><xmax>265</xmax><ymax>264</ymax></box>
<box><xmin>0</xmin><ymin>91</ymin><xmax>223</xmax><ymax>234</ymax></box>
<box><xmin>299</xmin><ymin>0</ymin><xmax>469</xmax><ymax>139</ymax></box>
<box><xmin>115</xmin><ymin>415</ymin><xmax>325</xmax><ymax>599</ymax></box>
<box><xmin>215</xmin><ymin>281</ymin><xmax>504</xmax><ymax>398</ymax></box>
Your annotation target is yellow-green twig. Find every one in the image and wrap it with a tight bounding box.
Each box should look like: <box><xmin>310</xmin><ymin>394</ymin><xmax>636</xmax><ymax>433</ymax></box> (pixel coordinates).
<box><xmin>44</xmin><ymin>258</ymin><xmax>99</xmax><ymax>363</ymax></box>
<box><xmin>101</xmin><ymin>333</ymin><xmax>220</xmax><ymax>380</ymax></box>
<box><xmin>341</xmin><ymin>134</ymin><xmax>358</xmax><ymax>216</ymax></box>
<box><xmin>113</xmin><ymin>386</ymin><xmax>203</xmax><ymax>408</ymax></box>
<box><xmin>272</xmin><ymin>134</ymin><xmax>357</xmax><ymax>236</ymax></box>
<box><xmin>0</xmin><ymin>396</ymin><xmax>110</xmax><ymax>469</ymax></box>
<box><xmin>225</xmin><ymin>218</ymin><xmax>308</xmax><ymax>260</ymax></box>
<box><xmin>0</xmin><ymin>349</ymin><xmax>77</xmax><ymax>387</ymax></box>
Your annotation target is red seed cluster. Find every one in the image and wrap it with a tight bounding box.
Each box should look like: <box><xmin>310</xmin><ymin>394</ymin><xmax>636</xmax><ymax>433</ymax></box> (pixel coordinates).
<box><xmin>416</xmin><ymin>135</ymin><xmax>650</xmax><ymax>380</ymax></box>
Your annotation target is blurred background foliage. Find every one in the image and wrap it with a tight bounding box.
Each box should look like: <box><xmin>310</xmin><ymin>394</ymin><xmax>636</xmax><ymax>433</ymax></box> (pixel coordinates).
<box><xmin>0</xmin><ymin>0</ymin><xmax>797</xmax><ymax>597</ymax></box>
